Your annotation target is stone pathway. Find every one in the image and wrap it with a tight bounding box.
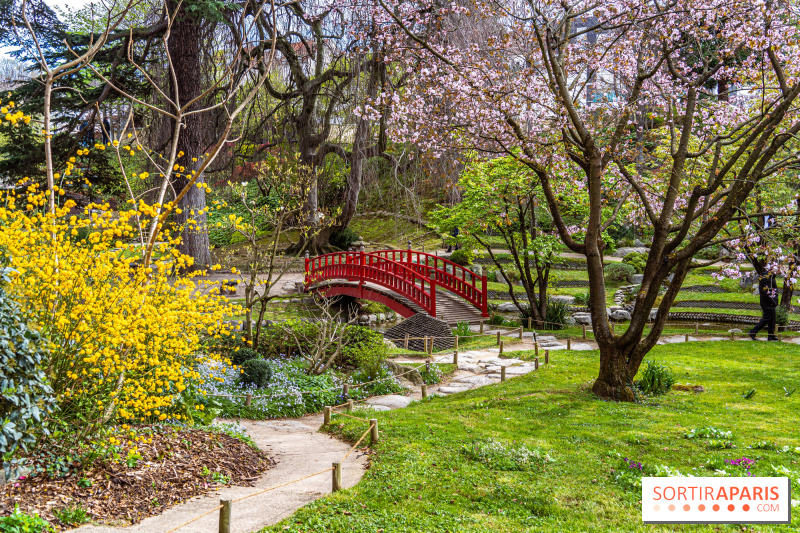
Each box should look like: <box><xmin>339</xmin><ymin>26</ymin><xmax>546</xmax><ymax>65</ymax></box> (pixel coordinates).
<box><xmin>74</xmin><ymin>415</ymin><xmax>367</xmax><ymax>533</ymax></box>
<box><xmin>72</xmin><ymin>332</ymin><xmax>799</xmax><ymax>533</ymax></box>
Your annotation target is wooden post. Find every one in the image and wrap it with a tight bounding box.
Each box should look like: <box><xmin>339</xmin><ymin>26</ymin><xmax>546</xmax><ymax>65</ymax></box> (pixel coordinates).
<box><xmin>730</xmin><ymin>331</ymin><xmax>735</xmax><ymax>341</ymax></box>
<box><xmin>480</xmin><ymin>321</ymin><xmax>484</xmax><ymax>334</ymax></box>
<box><xmin>534</xmin><ymin>357</ymin><xmax>539</xmax><ymax>370</ymax></box>
<box><xmin>347</xmin><ymin>399</ymin><xmax>353</xmax><ymax>413</ymax></box>
<box><xmin>218</xmin><ymin>500</ymin><xmax>231</xmax><ymax>533</ymax></box>
<box><xmin>567</xmin><ymin>338</ymin><xmax>571</xmax><ymax>350</ymax></box>
<box><xmin>685</xmin><ymin>333</ymin><xmax>689</xmax><ymax>342</ymax></box>
<box><xmin>534</xmin><ymin>343</ymin><xmax>539</xmax><ymax>357</ymax></box>
<box><xmin>343</xmin><ymin>384</ymin><xmax>349</xmax><ymax>398</ymax></box>
<box><xmin>370</xmin><ymin>419</ymin><xmax>379</xmax><ymax>445</ymax></box>
<box><xmin>499</xmin><ymin>340</ymin><xmax>504</xmax><ymax>355</ymax></box>
<box><xmin>527</xmin><ymin>317</ymin><xmax>532</xmax><ymax>329</ymax></box>
<box><xmin>421</xmin><ymin>384</ymin><xmax>428</xmax><ymax>399</ymax></box>
<box><xmin>323</xmin><ymin>406</ymin><xmax>331</xmax><ymax>425</ymax></box>
<box><xmin>404</xmin><ymin>334</ymin><xmax>409</xmax><ymax>349</ymax></box>
<box><xmin>582</xmin><ymin>325</ymin><xmax>587</xmax><ymax>340</ymax></box>
<box><xmin>332</xmin><ymin>462</ymin><xmax>342</xmax><ymax>492</ymax></box>
<box><xmin>518</xmin><ymin>327</ymin><xmax>523</xmax><ymax>340</ymax></box>
<box><xmin>496</xmin><ymin>331</ymin><xmax>501</xmax><ymax>345</ymax></box>
<box><xmin>454</xmin><ymin>335</ymin><xmax>459</xmax><ymax>350</ymax></box>
<box><xmin>545</xmin><ymin>350</ymin><xmax>549</xmax><ymax>364</ymax></box>
<box><xmin>453</xmin><ymin>351</ymin><xmax>458</xmax><ymax>365</ymax></box>
<box><xmin>245</xmin><ymin>393</ymin><xmax>252</xmax><ymax>407</ymax></box>
<box><xmin>500</xmin><ymin>366</ymin><xmax>506</xmax><ymax>382</ymax></box>
<box><xmin>695</xmin><ymin>322</ymin><xmax>699</xmax><ymax>334</ymax></box>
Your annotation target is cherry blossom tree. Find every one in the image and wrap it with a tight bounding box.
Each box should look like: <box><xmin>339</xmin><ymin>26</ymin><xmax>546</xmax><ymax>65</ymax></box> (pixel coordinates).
<box><xmin>381</xmin><ymin>0</ymin><xmax>800</xmax><ymax>400</ymax></box>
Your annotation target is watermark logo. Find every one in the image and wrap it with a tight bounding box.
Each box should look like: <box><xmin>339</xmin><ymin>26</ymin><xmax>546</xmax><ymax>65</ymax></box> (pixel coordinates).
<box><xmin>642</xmin><ymin>477</ymin><xmax>791</xmax><ymax>524</ymax></box>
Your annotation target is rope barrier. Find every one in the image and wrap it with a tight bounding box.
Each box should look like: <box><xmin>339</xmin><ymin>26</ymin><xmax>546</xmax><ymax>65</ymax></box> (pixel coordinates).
<box><xmin>162</xmin><ymin>345</ymin><xmax>553</xmax><ymax>532</ymax></box>
<box><xmin>231</xmin><ymin>467</ymin><xmax>335</xmax><ymax>504</ymax></box>
<box><xmin>332</xmin><ymin>412</ymin><xmax>370</xmax><ymax>422</ymax></box>
<box><xmin>163</xmin><ymin>504</ymin><xmax>224</xmax><ymax>533</ymax></box>
<box><xmin>342</xmin><ymin>423</ymin><xmax>374</xmax><ymax>461</ymax></box>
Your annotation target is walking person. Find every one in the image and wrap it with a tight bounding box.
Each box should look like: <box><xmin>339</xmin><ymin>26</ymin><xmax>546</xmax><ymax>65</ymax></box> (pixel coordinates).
<box><xmin>749</xmin><ymin>270</ymin><xmax>780</xmax><ymax>341</ymax></box>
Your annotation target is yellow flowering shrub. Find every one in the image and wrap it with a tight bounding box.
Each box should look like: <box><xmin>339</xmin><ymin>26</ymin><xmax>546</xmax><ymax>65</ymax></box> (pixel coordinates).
<box><xmin>0</xmin><ymin>184</ymin><xmax>236</xmax><ymax>431</ymax></box>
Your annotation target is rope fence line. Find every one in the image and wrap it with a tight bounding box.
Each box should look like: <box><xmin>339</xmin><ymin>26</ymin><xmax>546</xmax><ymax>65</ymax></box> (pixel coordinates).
<box><xmin>165</xmin><ymin>343</ymin><xmax>557</xmax><ymax>533</ymax></box>
<box><xmin>163</xmin><ymin>504</ymin><xmax>224</xmax><ymax>533</ymax></box>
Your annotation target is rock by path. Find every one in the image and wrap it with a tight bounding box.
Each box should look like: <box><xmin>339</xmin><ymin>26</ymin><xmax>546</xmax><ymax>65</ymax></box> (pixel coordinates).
<box><xmin>74</xmin><ymin>415</ymin><xmax>367</xmax><ymax>533</ymax></box>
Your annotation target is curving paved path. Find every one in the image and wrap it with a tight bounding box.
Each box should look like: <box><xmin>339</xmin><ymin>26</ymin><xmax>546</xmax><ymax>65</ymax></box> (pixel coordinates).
<box><xmin>74</xmin><ymin>415</ymin><xmax>367</xmax><ymax>533</ymax></box>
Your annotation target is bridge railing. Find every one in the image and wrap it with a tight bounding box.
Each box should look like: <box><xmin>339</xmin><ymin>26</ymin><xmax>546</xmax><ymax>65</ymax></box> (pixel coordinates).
<box><xmin>368</xmin><ymin>250</ymin><xmax>488</xmax><ymax>317</ymax></box>
<box><xmin>305</xmin><ymin>251</ymin><xmax>436</xmax><ymax>316</ymax></box>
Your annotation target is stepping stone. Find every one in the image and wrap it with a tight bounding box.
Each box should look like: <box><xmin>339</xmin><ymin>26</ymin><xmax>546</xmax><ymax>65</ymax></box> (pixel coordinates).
<box><xmin>533</xmin><ymin>335</ymin><xmax>558</xmax><ymax>343</ymax></box>
<box><xmin>538</xmin><ymin>341</ymin><xmax>564</xmax><ymax>347</ymax></box>
<box><xmin>366</xmin><ymin>395</ymin><xmax>413</xmax><ymax>409</ymax></box>
<box><xmin>359</xmin><ymin>405</ymin><xmax>391</xmax><ymax>412</ymax></box>
<box><xmin>457</xmin><ymin>363</ymin><xmax>481</xmax><ymax>372</ymax></box>
<box><xmin>457</xmin><ymin>376</ymin><xmax>494</xmax><ymax>386</ymax></box>
<box><xmin>503</xmin><ymin>366</ymin><xmax>535</xmax><ymax>375</ymax></box>
<box><xmin>656</xmin><ymin>340</ymin><xmax>666</xmax><ymax>345</ymax></box>
<box><xmin>570</xmin><ymin>343</ymin><xmax>594</xmax><ymax>351</ymax></box>
<box><xmin>707</xmin><ymin>337</ymin><xmax>725</xmax><ymax>341</ymax></box>
<box><xmin>663</xmin><ymin>336</ymin><xmax>699</xmax><ymax>343</ymax></box>
<box><xmin>438</xmin><ymin>385</ymin><xmax>472</xmax><ymax>394</ymax></box>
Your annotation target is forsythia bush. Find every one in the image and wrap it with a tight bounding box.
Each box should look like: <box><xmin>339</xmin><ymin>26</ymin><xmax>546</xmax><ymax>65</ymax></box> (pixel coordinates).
<box><xmin>0</xmin><ymin>184</ymin><xmax>235</xmax><ymax>432</ymax></box>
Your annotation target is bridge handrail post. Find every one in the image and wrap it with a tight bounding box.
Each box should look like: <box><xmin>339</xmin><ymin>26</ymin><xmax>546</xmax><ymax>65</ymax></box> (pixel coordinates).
<box><xmin>481</xmin><ymin>274</ymin><xmax>488</xmax><ymax>317</ymax></box>
<box><xmin>430</xmin><ymin>276</ymin><xmax>436</xmax><ymax>317</ymax></box>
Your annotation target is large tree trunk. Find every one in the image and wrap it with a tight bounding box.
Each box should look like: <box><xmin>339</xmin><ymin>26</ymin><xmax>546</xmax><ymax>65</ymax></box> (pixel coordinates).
<box><xmin>168</xmin><ymin>1</ymin><xmax>211</xmax><ymax>269</ymax></box>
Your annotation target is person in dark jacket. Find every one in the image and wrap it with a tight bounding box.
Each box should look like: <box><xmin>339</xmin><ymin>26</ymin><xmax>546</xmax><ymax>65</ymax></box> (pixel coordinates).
<box><xmin>749</xmin><ymin>271</ymin><xmax>780</xmax><ymax>341</ymax></box>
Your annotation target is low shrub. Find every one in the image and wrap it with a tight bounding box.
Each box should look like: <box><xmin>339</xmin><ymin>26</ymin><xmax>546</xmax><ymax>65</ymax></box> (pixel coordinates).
<box><xmin>0</xmin><ymin>265</ymin><xmax>55</xmax><ymax>465</ymax></box>
<box><xmin>240</xmin><ymin>359</ymin><xmax>273</xmax><ymax>388</ymax></box>
<box><xmin>573</xmin><ymin>290</ymin><xmax>590</xmax><ymax>305</ymax></box>
<box><xmin>231</xmin><ymin>347</ymin><xmax>261</xmax><ymax>367</ymax></box>
<box><xmin>622</xmin><ymin>251</ymin><xmax>648</xmax><ymax>274</ymax></box>
<box><xmin>776</xmin><ymin>307</ymin><xmax>789</xmax><ymax>327</ymax></box>
<box><xmin>330</xmin><ymin>227</ymin><xmax>360</xmax><ymax>250</ymax></box>
<box><xmin>454</xmin><ymin>321</ymin><xmax>474</xmax><ymax>337</ymax></box>
<box><xmin>449</xmin><ymin>249</ymin><xmax>475</xmax><ymax>266</ymax></box>
<box><xmin>695</xmin><ymin>244</ymin><xmax>721</xmax><ymax>261</ymax></box>
<box><xmin>544</xmin><ymin>297</ymin><xmax>570</xmax><ymax>330</ymax></box>
<box><xmin>635</xmin><ymin>360</ymin><xmax>675</xmax><ymax>395</ymax></box>
<box><xmin>604</xmin><ymin>263</ymin><xmax>636</xmax><ymax>284</ymax></box>
<box><xmin>488</xmin><ymin>313</ymin><xmax>508</xmax><ymax>326</ymax></box>
<box><xmin>339</xmin><ymin>326</ymin><xmax>387</xmax><ymax>371</ymax></box>
<box><xmin>0</xmin><ymin>506</ymin><xmax>52</xmax><ymax>532</ymax></box>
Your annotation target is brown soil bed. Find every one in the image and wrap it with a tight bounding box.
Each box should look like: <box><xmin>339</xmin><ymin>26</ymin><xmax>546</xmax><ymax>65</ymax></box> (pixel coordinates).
<box><xmin>1</xmin><ymin>425</ymin><xmax>273</xmax><ymax>529</ymax></box>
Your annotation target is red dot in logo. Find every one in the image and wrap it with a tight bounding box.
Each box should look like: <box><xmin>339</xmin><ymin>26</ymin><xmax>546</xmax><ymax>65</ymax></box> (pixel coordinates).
<box><xmin>713</xmin><ymin>504</ymin><xmax>720</xmax><ymax>512</ymax></box>
<box><xmin>698</xmin><ymin>504</ymin><xmax>706</xmax><ymax>511</ymax></box>
<box><xmin>728</xmin><ymin>504</ymin><xmax>735</xmax><ymax>512</ymax></box>
<box><xmin>683</xmin><ymin>504</ymin><xmax>691</xmax><ymax>511</ymax></box>
<box><xmin>668</xmin><ymin>504</ymin><xmax>676</xmax><ymax>511</ymax></box>
<box><xmin>743</xmin><ymin>504</ymin><xmax>750</xmax><ymax>512</ymax></box>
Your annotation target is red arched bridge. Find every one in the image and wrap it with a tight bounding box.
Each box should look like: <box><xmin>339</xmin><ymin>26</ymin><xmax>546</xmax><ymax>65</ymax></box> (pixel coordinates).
<box><xmin>304</xmin><ymin>250</ymin><xmax>489</xmax><ymax>324</ymax></box>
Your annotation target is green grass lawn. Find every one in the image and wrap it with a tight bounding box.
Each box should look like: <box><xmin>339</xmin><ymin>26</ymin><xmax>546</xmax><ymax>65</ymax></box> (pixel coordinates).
<box><xmin>262</xmin><ymin>342</ymin><xmax>800</xmax><ymax>532</ymax></box>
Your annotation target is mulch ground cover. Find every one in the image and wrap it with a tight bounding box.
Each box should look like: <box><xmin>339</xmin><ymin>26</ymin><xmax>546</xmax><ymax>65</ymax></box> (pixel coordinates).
<box><xmin>1</xmin><ymin>425</ymin><xmax>273</xmax><ymax>530</ymax></box>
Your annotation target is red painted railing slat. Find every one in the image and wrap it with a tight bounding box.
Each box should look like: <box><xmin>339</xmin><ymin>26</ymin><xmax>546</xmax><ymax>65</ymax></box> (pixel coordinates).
<box><xmin>305</xmin><ymin>250</ymin><xmax>488</xmax><ymax>318</ymax></box>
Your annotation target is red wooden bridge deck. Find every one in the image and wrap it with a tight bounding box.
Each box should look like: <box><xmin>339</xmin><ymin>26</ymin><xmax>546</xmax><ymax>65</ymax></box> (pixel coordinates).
<box><xmin>304</xmin><ymin>250</ymin><xmax>488</xmax><ymax>324</ymax></box>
